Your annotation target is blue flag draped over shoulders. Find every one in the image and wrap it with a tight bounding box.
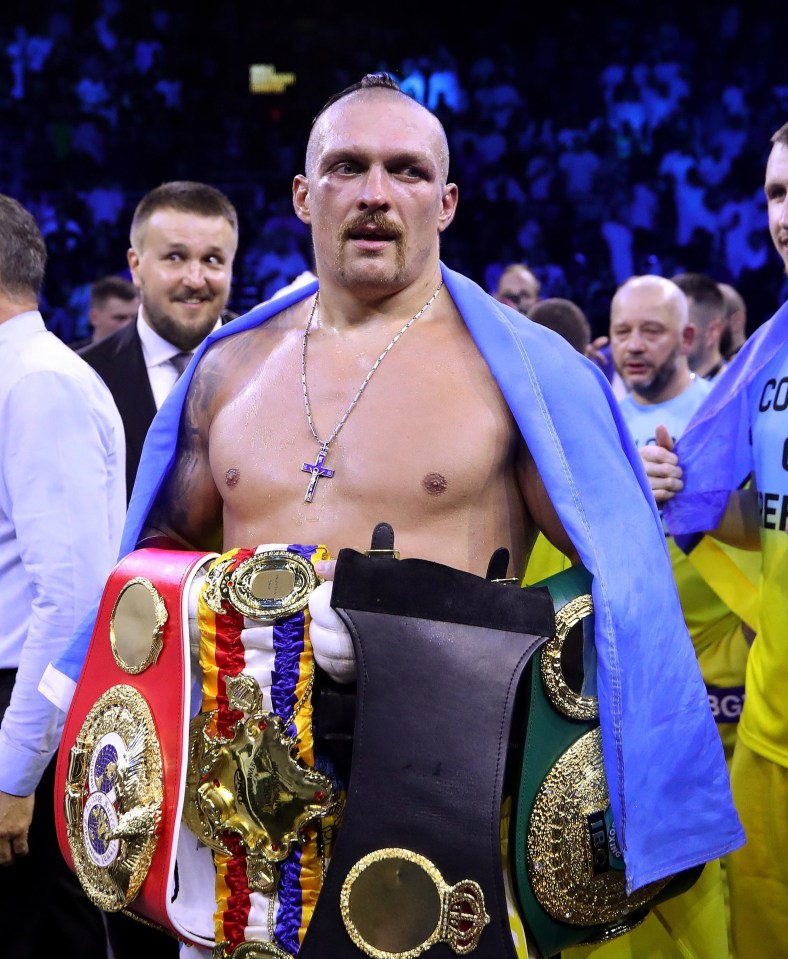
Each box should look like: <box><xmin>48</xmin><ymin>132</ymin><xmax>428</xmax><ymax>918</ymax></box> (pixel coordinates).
<box><xmin>56</xmin><ymin>264</ymin><xmax>744</xmax><ymax>894</ymax></box>
<box><xmin>665</xmin><ymin>300</ymin><xmax>788</xmax><ymax>540</ymax></box>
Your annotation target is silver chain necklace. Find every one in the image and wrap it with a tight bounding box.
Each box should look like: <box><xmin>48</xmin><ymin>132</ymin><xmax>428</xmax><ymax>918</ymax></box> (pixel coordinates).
<box><xmin>300</xmin><ymin>281</ymin><xmax>444</xmax><ymax>502</ymax></box>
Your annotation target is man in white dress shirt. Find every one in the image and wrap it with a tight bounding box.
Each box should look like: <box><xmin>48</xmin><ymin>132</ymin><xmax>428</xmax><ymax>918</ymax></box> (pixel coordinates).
<box><xmin>0</xmin><ymin>193</ymin><xmax>126</xmax><ymax>957</ymax></box>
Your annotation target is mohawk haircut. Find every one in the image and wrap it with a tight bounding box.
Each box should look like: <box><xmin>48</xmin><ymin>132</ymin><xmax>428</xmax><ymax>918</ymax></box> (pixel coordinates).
<box><xmin>311</xmin><ymin>72</ymin><xmax>404</xmax><ymax>126</ymax></box>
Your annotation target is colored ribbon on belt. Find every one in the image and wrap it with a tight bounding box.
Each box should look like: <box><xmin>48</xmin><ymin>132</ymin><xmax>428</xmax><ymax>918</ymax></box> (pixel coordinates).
<box><xmin>195</xmin><ymin>543</ymin><xmax>335</xmax><ymax>956</ymax></box>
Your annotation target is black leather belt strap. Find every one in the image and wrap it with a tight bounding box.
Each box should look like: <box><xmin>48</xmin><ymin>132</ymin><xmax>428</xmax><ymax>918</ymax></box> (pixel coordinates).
<box><xmin>300</xmin><ymin>547</ymin><xmax>554</xmax><ymax>958</ymax></box>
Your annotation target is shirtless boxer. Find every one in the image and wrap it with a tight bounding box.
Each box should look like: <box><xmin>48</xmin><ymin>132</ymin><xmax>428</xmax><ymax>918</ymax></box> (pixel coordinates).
<box><xmin>143</xmin><ymin>90</ymin><xmax>572</xmax><ymax>577</ymax></box>
<box><xmin>46</xmin><ymin>74</ymin><xmax>742</xmax><ymax>958</ymax></box>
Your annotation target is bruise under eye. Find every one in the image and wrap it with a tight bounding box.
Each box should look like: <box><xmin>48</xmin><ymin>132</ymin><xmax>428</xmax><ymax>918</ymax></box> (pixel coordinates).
<box><xmin>422</xmin><ymin>472</ymin><xmax>447</xmax><ymax>495</ymax></box>
<box><xmin>225</xmin><ymin>468</ymin><xmax>240</xmax><ymax>488</ymax></box>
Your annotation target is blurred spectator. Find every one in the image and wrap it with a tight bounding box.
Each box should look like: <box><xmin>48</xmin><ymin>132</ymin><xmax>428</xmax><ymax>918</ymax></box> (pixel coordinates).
<box><xmin>72</xmin><ymin>274</ymin><xmax>138</xmax><ymax>348</ymax></box>
<box><xmin>528</xmin><ymin>297</ymin><xmax>592</xmax><ymax>354</ymax></box>
<box><xmin>494</xmin><ymin>262</ymin><xmax>541</xmax><ymax>315</ymax></box>
<box><xmin>718</xmin><ymin>281</ymin><xmax>748</xmax><ymax>360</ymax></box>
<box><xmin>79</xmin><ymin>180</ymin><xmax>126</xmax><ymax>227</ymax></box>
<box><xmin>399</xmin><ymin>56</ymin><xmax>428</xmax><ymax>103</ymax></box>
<box><xmin>425</xmin><ymin>45</ymin><xmax>463</xmax><ymax>112</ymax></box>
<box><xmin>5</xmin><ymin>25</ymin><xmax>53</xmax><ymax>100</ymax></box>
<box><xmin>601</xmin><ymin>191</ymin><xmax>636</xmax><ymax>284</ymax></box>
<box><xmin>558</xmin><ymin>129</ymin><xmax>601</xmax><ymax>207</ymax></box>
<box><xmin>672</xmin><ymin>271</ymin><xmax>728</xmax><ymax>381</ymax></box>
<box><xmin>243</xmin><ymin>223</ymin><xmax>311</xmax><ymax>304</ymax></box>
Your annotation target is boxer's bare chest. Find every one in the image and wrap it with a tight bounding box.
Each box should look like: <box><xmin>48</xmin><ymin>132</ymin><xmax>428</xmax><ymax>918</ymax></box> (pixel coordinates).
<box><xmin>207</xmin><ymin>306</ymin><xmax>531</xmax><ymax>573</ymax></box>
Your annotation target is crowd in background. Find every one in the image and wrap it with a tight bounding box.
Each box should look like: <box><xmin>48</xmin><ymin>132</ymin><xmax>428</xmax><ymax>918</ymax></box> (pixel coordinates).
<box><xmin>1</xmin><ymin>0</ymin><xmax>786</xmax><ymax>342</ymax></box>
<box><xmin>2</xmin><ymin>7</ymin><xmax>788</xmax><ymax>957</ymax></box>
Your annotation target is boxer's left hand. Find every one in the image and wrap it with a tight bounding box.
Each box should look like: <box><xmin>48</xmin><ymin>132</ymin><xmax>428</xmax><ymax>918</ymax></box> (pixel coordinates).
<box><xmin>309</xmin><ymin>578</ymin><xmax>356</xmax><ymax>683</ymax></box>
<box><xmin>313</xmin><ymin>559</ymin><xmax>336</xmax><ymax>581</ymax></box>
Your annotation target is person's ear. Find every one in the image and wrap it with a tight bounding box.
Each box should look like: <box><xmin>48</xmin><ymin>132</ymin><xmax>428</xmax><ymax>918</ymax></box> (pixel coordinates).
<box><xmin>681</xmin><ymin>322</ymin><xmax>696</xmax><ymax>354</ymax></box>
<box><xmin>127</xmin><ymin>247</ymin><xmax>140</xmax><ymax>285</ymax></box>
<box><xmin>293</xmin><ymin>175</ymin><xmax>311</xmax><ymax>224</ymax></box>
<box><xmin>437</xmin><ymin>183</ymin><xmax>459</xmax><ymax>234</ymax></box>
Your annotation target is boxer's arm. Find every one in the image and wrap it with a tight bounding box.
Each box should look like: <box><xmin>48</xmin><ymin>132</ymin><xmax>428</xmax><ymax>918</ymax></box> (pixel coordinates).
<box><xmin>143</xmin><ymin>357</ymin><xmax>224</xmax><ymax>553</ymax></box>
<box><xmin>517</xmin><ymin>441</ymin><xmax>580</xmax><ymax>567</ymax></box>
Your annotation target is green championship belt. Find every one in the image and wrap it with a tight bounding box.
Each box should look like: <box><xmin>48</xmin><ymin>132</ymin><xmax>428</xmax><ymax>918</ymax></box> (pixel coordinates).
<box><xmin>512</xmin><ymin>565</ymin><xmax>702</xmax><ymax>957</ymax></box>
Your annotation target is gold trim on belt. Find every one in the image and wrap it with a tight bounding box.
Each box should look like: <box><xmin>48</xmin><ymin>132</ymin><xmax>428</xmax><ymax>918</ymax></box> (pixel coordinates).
<box><xmin>340</xmin><ymin>847</ymin><xmax>490</xmax><ymax>957</ymax></box>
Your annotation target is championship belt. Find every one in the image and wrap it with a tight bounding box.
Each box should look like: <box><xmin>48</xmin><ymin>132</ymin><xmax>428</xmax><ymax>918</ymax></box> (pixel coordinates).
<box><xmin>511</xmin><ymin>565</ymin><xmax>703</xmax><ymax>957</ymax></box>
<box><xmin>299</xmin><ymin>544</ymin><xmax>556</xmax><ymax>959</ymax></box>
<box><xmin>55</xmin><ymin>547</ymin><xmax>215</xmax><ymax>939</ymax></box>
<box><xmin>187</xmin><ymin>544</ymin><xmax>340</xmax><ymax>957</ymax></box>
<box><xmin>298</xmin><ymin>539</ymin><xmax>703</xmax><ymax>959</ymax></box>
<box><xmin>55</xmin><ymin>543</ymin><xmax>341</xmax><ymax>955</ymax></box>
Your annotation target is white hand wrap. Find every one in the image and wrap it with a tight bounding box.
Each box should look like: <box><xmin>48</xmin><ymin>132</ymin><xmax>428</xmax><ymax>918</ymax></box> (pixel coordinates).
<box><xmin>308</xmin><ymin>580</ymin><xmax>357</xmax><ymax>683</ymax></box>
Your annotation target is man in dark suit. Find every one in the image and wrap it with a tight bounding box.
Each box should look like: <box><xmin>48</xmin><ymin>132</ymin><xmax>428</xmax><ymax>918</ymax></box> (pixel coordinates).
<box><xmin>77</xmin><ymin>182</ymin><xmax>238</xmax><ymax>959</ymax></box>
<box><xmin>80</xmin><ymin>181</ymin><xmax>239</xmax><ymax>500</ymax></box>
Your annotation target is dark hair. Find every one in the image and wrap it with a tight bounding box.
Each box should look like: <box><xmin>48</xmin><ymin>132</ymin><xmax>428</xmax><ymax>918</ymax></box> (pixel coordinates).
<box><xmin>771</xmin><ymin>121</ymin><xmax>788</xmax><ymax>147</ymax></box>
<box><xmin>671</xmin><ymin>272</ymin><xmax>724</xmax><ymax>313</ymax></box>
<box><xmin>90</xmin><ymin>275</ymin><xmax>138</xmax><ymax>308</ymax></box>
<box><xmin>312</xmin><ymin>72</ymin><xmax>403</xmax><ymax>126</ymax></box>
<box><xmin>130</xmin><ymin>180</ymin><xmax>238</xmax><ymax>247</ymax></box>
<box><xmin>0</xmin><ymin>194</ymin><xmax>47</xmax><ymax>302</ymax></box>
<box><xmin>717</xmin><ymin>282</ymin><xmax>745</xmax><ymax>320</ymax></box>
<box><xmin>529</xmin><ymin>297</ymin><xmax>591</xmax><ymax>354</ymax></box>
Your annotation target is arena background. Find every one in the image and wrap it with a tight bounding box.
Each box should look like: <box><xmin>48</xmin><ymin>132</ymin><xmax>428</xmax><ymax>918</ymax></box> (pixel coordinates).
<box><xmin>1</xmin><ymin>0</ymin><xmax>786</xmax><ymax>342</ymax></box>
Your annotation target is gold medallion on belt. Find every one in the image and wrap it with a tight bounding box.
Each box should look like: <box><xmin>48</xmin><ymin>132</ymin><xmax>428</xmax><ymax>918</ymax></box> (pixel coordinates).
<box><xmin>340</xmin><ymin>847</ymin><xmax>490</xmax><ymax>958</ymax></box>
<box><xmin>64</xmin><ymin>685</ymin><xmax>163</xmax><ymax>911</ymax></box>
<box><xmin>201</xmin><ymin>548</ymin><xmax>319</xmax><ymax>620</ymax></box>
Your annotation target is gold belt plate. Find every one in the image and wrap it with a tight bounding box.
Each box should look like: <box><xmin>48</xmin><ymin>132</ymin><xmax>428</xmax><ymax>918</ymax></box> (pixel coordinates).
<box><xmin>527</xmin><ymin>727</ymin><xmax>669</xmax><ymax>925</ymax></box>
<box><xmin>184</xmin><ymin>674</ymin><xmax>334</xmax><ymax>887</ymax></box>
<box><xmin>109</xmin><ymin>576</ymin><xmax>168</xmax><ymax>675</ymax></box>
<box><xmin>341</xmin><ymin>847</ymin><xmax>490</xmax><ymax>957</ymax></box>
<box><xmin>64</xmin><ymin>685</ymin><xmax>163</xmax><ymax>911</ymax></box>
<box><xmin>202</xmin><ymin>549</ymin><xmax>319</xmax><ymax>620</ymax></box>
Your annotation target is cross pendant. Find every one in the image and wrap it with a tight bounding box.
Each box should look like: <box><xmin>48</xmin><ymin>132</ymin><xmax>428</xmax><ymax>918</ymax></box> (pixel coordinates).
<box><xmin>302</xmin><ymin>444</ymin><xmax>335</xmax><ymax>503</ymax></box>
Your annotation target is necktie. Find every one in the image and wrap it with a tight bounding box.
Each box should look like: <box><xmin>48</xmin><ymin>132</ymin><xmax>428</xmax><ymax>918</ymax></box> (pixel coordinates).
<box><xmin>169</xmin><ymin>351</ymin><xmax>192</xmax><ymax>378</ymax></box>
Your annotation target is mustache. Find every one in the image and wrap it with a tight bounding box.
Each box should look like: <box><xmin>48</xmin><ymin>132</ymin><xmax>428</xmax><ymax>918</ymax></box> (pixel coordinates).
<box><xmin>340</xmin><ymin>211</ymin><xmax>403</xmax><ymax>241</ymax></box>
